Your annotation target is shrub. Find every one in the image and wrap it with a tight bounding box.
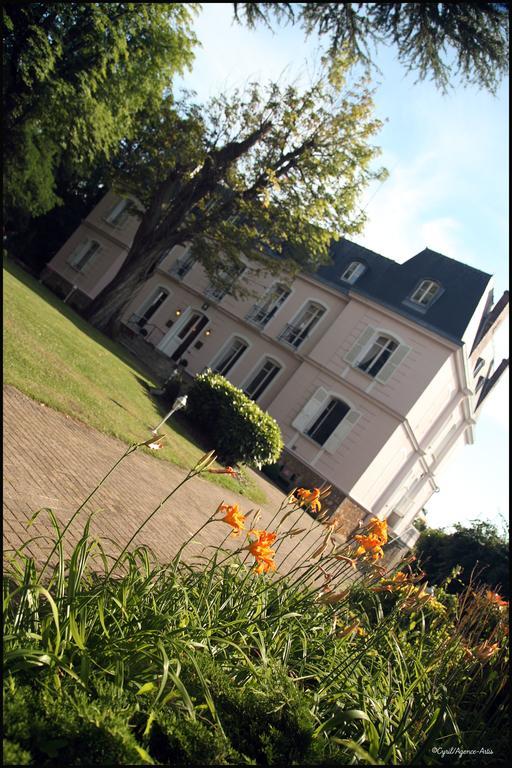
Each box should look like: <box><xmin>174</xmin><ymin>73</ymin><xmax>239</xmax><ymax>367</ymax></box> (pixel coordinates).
<box><xmin>3</xmin><ymin>680</ymin><xmax>149</xmax><ymax>766</ymax></box>
<box><xmin>3</xmin><ymin>739</ymin><xmax>32</xmax><ymax>765</ymax></box>
<box><xmin>186</xmin><ymin>370</ymin><xmax>283</xmax><ymax>466</ymax></box>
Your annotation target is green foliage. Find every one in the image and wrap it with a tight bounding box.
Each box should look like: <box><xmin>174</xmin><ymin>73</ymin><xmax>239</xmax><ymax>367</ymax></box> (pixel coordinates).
<box><xmin>87</xmin><ymin>60</ymin><xmax>385</xmax><ymax>330</ymax></box>
<box><xmin>233</xmin><ymin>3</ymin><xmax>509</xmax><ymax>95</ymax></box>
<box><xmin>3</xmin><ymin>3</ymin><xmax>198</xmax><ymax>225</ymax></box>
<box><xmin>186</xmin><ymin>370</ymin><xmax>284</xmax><ymax>466</ymax></box>
<box><xmin>3</xmin><ymin>498</ymin><xmax>509</xmax><ymax>765</ymax></box>
<box><xmin>3</xmin><ymin>738</ymin><xmax>32</xmax><ymax>766</ymax></box>
<box><xmin>3</xmin><ymin>681</ymin><xmax>149</xmax><ymax>766</ymax></box>
<box><xmin>414</xmin><ymin>519</ymin><xmax>509</xmax><ymax>597</ymax></box>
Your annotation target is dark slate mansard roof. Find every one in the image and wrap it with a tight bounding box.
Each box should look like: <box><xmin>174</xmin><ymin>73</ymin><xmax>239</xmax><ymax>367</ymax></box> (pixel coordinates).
<box><xmin>311</xmin><ymin>239</ymin><xmax>493</xmax><ymax>344</ymax></box>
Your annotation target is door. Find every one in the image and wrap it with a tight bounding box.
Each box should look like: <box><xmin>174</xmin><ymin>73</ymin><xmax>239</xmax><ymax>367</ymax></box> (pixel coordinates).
<box><xmin>157</xmin><ymin>309</ymin><xmax>208</xmax><ymax>360</ymax></box>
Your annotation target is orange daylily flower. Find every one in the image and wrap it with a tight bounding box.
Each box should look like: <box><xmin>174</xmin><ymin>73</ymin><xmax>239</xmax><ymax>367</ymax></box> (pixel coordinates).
<box><xmin>354</xmin><ymin>533</ymin><xmax>385</xmax><ymax>556</ymax></box>
<box><xmin>371</xmin><ymin>571</ymin><xmax>410</xmax><ymax>592</ymax></box>
<box><xmin>485</xmin><ymin>590</ymin><xmax>509</xmax><ymax>609</ymax></box>
<box><xmin>366</xmin><ymin>517</ymin><xmax>388</xmax><ymax>544</ymax></box>
<box><xmin>294</xmin><ymin>487</ymin><xmax>322</xmax><ymax>514</ymax></box>
<box><xmin>219</xmin><ymin>503</ymin><xmax>246</xmax><ymax>537</ymax></box>
<box><xmin>246</xmin><ymin>529</ymin><xmax>277</xmax><ymax>574</ymax></box>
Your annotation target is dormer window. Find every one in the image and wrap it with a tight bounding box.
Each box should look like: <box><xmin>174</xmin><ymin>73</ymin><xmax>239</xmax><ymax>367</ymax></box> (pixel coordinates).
<box><xmin>340</xmin><ymin>261</ymin><xmax>365</xmax><ymax>284</ymax></box>
<box><xmin>410</xmin><ymin>279</ymin><xmax>441</xmax><ymax>307</ymax></box>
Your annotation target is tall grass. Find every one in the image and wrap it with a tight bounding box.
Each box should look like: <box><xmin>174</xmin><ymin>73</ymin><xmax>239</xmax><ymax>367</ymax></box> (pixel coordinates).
<box><xmin>3</xmin><ymin>449</ymin><xmax>509</xmax><ymax>765</ymax></box>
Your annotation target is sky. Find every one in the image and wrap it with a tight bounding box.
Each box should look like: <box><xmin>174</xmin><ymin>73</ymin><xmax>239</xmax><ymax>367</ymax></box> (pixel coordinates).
<box><xmin>175</xmin><ymin>3</ymin><xmax>509</xmax><ymax>534</ymax></box>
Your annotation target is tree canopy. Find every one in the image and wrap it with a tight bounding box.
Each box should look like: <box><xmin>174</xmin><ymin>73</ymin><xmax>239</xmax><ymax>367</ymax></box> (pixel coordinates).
<box><xmin>86</xmin><ymin>61</ymin><xmax>386</xmax><ymax>332</ymax></box>
<box><xmin>414</xmin><ymin>519</ymin><xmax>509</xmax><ymax>597</ymax></box>
<box><xmin>2</xmin><ymin>3</ymin><xmax>198</xmax><ymax>227</ymax></box>
<box><xmin>233</xmin><ymin>3</ymin><xmax>509</xmax><ymax>95</ymax></box>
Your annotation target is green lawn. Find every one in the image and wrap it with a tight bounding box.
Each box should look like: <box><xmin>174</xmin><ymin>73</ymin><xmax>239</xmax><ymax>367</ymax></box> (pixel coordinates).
<box><xmin>3</xmin><ymin>259</ymin><xmax>267</xmax><ymax>504</ymax></box>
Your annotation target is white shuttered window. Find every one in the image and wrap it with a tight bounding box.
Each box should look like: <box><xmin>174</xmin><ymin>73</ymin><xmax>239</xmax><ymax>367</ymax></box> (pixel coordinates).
<box><xmin>292</xmin><ymin>388</ymin><xmax>361</xmax><ymax>454</ymax></box>
<box><xmin>344</xmin><ymin>326</ymin><xmax>410</xmax><ymax>384</ymax></box>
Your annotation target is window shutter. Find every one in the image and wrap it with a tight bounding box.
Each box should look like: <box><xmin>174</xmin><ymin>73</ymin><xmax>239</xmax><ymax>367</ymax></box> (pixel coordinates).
<box><xmin>344</xmin><ymin>326</ymin><xmax>376</xmax><ymax>366</ymax></box>
<box><xmin>292</xmin><ymin>387</ymin><xmax>328</xmax><ymax>432</ymax></box>
<box><xmin>324</xmin><ymin>409</ymin><xmax>361</xmax><ymax>454</ymax></box>
<box><xmin>375</xmin><ymin>344</ymin><xmax>411</xmax><ymax>383</ymax></box>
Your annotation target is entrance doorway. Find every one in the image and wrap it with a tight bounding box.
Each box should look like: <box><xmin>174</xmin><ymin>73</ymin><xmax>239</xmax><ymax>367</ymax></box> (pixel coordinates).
<box><xmin>157</xmin><ymin>309</ymin><xmax>209</xmax><ymax>361</ymax></box>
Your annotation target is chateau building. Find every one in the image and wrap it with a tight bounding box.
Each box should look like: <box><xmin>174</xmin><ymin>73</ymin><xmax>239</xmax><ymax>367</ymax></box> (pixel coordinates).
<box><xmin>42</xmin><ymin>190</ymin><xmax>509</xmax><ymax>548</ymax></box>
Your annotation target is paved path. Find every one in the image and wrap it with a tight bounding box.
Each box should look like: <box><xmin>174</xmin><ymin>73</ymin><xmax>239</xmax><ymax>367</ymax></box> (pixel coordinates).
<box><xmin>3</xmin><ymin>386</ymin><xmax>323</xmax><ymax>576</ymax></box>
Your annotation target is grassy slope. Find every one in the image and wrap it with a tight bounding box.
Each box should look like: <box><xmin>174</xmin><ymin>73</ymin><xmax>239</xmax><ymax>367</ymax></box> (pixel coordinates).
<box><xmin>3</xmin><ymin>260</ymin><xmax>267</xmax><ymax>504</ymax></box>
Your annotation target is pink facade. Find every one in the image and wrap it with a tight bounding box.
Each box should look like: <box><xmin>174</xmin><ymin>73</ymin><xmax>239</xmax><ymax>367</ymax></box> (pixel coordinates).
<box><xmin>43</xmin><ymin>192</ymin><xmax>509</xmax><ymax>547</ymax></box>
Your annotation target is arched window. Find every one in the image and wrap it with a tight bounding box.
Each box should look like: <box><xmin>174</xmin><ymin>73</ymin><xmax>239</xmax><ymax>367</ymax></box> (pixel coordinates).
<box><xmin>306</xmin><ymin>397</ymin><xmax>350</xmax><ymax>445</ymax></box>
<box><xmin>67</xmin><ymin>240</ymin><xmax>101</xmax><ymax>273</ymax></box>
<box><xmin>410</xmin><ymin>279</ymin><xmax>441</xmax><ymax>306</ymax></box>
<box><xmin>212</xmin><ymin>337</ymin><xmax>248</xmax><ymax>376</ymax></box>
<box><xmin>340</xmin><ymin>261</ymin><xmax>365</xmax><ymax>284</ymax></box>
<box><xmin>137</xmin><ymin>287</ymin><xmax>169</xmax><ymax>327</ymax></box>
<box><xmin>244</xmin><ymin>358</ymin><xmax>281</xmax><ymax>400</ymax></box>
<box><xmin>246</xmin><ymin>284</ymin><xmax>290</xmax><ymax>326</ymax></box>
<box><xmin>105</xmin><ymin>198</ymin><xmax>130</xmax><ymax>228</ymax></box>
<box><xmin>279</xmin><ymin>301</ymin><xmax>326</xmax><ymax>348</ymax></box>
<box><xmin>357</xmin><ymin>334</ymin><xmax>399</xmax><ymax>377</ymax></box>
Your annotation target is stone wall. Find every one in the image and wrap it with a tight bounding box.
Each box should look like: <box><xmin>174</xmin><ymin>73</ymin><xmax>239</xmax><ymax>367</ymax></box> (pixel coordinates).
<box><xmin>117</xmin><ymin>325</ymin><xmax>179</xmax><ymax>383</ymax></box>
<box><xmin>40</xmin><ymin>268</ymin><xmax>92</xmax><ymax>312</ymax></box>
<box><xmin>333</xmin><ymin>497</ymin><xmax>367</xmax><ymax>540</ymax></box>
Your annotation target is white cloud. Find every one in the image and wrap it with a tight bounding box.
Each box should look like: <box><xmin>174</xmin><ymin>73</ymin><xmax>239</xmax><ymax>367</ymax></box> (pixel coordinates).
<box><xmin>353</xmin><ymin>154</ymin><xmax>473</xmax><ymax>264</ymax></box>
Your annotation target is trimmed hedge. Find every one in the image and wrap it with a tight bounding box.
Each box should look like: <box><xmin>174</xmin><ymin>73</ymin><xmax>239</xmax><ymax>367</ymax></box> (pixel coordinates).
<box><xmin>186</xmin><ymin>370</ymin><xmax>283</xmax><ymax>466</ymax></box>
<box><xmin>3</xmin><ymin>660</ymin><xmax>327</xmax><ymax>766</ymax></box>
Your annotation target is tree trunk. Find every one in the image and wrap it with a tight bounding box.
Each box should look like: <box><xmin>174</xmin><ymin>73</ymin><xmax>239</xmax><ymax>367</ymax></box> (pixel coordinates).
<box><xmin>85</xmin><ymin>243</ymin><xmax>158</xmax><ymax>336</ymax></box>
<box><xmin>84</xmin><ymin>120</ymin><xmax>275</xmax><ymax>336</ymax></box>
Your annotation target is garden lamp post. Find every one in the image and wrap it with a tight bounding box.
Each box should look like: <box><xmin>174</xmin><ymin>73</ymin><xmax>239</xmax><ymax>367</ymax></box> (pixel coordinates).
<box><xmin>151</xmin><ymin>394</ymin><xmax>188</xmax><ymax>434</ymax></box>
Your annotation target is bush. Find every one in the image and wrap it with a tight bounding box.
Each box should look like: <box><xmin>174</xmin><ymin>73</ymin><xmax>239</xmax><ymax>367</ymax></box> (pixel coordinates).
<box><xmin>186</xmin><ymin>370</ymin><xmax>283</xmax><ymax>466</ymax></box>
<box><xmin>3</xmin><ymin>680</ymin><xmax>148</xmax><ymax>766</ymax></box>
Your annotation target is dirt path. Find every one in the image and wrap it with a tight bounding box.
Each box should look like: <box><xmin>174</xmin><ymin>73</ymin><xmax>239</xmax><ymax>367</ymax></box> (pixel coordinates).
<box><xmin>3</xmin><ymin>386</ymin><xmax>322</xmax><ymax>575</ymax></box>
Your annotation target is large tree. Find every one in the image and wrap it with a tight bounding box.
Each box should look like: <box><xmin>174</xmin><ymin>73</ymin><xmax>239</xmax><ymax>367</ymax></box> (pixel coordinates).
<box><xmin>2</xmin><ymin>3</ymin><xmax>198</xmax><ymax>228</ymax></box>
<box><xmin>85</xmin><ymin>63</ymin><xmax>386</xmax><ymax>334</ymax></box>
<box><xmin>233</xmin><ymin>3</ymin><xmax>509</xmax><ymax>94</ymax></box>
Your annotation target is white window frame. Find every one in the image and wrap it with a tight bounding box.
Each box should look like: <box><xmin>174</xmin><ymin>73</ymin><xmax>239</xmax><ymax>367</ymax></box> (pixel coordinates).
<box><xmin>340</xmin><ymin>261</ymin><xmax>365</xmax><ymax>284</ymax></box>
<box><xmin>344</xmin><ymin>325</ymin><xmax>411</xmax><ymax>384</ymax></box>
<box><xmin>246</xmin><ymin>283</ymin><xmax>292</xmax><ymax>327</ymax></box>
<box><xmin>357</xmin><ymin>334</ymin><xmax>399</xmax><ymax>377</ymax></box>
<box><xmin>409</xmin><ymin>279</ymin><xmax>442</xmax><ymax>307</ymax></box>
<box><xmin>205</xmin><ymin>264</ymin><xmax>246</xmax><ymax>302</ymax></box>
<box><xmin>305</xmin><ymin>397</ymin><xmax>351</xmax><ymax>446</ymax></box>
<box><xmin>136</xmin><ymin>284</ymin><xmax>170</xmax><ymax>325</ymax></box>
<box><xmin>170</xmin><ymin>249</ymin><xmax>195</xmax><ymax>279</ymax></box>
<box><xmin>67</xmin><ymin>239</ymin><xmax>101</xmax><ymax>273</ymax></box>
<box><xmin>242</xmin><ymin>356</ymin><xmax>283</xmax><ymax>401</ymax></box>
<box><xmin>292</xmin><ymin>387</ymin><xmax>361</xmax><ymax>454</ymax></box>
<box><xmin>209</xmin><ymin>334</ymin><xmax>250</xmax><ymax>377</ymax></box>
<box><xmin>279</xmin><ymin>299</ymin><xmax>328</xmax><ymax>349</ymax></box>
<box><xmin>105</xmin><ymin>198</ymin><xmax>130</xmax><ymax>228</ymax></box>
